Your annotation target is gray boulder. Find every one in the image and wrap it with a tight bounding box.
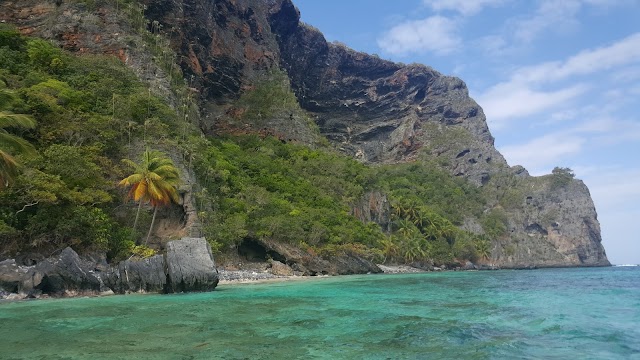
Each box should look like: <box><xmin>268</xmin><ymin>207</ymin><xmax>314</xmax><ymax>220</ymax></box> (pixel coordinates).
<box><xmin>34</xmin><ymin>247</ymin><xmax>103</xmax><ymax>295</ymax></box>
<box><xmin>105</xmin><ymin>255</ymin><xmax>167</xmax><ymax>294</ymax></box>
<box><xmin>165</xmin><ymin>238</ymin><xmax>218</xmax><ymax>293</ymax></box>
<box><xmin>269</xmin><ymin>260</ymin><xmax>294</xmax><ymax>276</ymax></box>
<box><xmin>0</xmin><ymin>259</ymin><xmax>42</xmax><ymax>295</ymax></box>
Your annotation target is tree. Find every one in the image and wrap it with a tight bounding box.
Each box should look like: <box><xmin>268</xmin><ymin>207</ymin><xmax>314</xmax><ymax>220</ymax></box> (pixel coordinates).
<box><xmin>475</xmin><ymin>237</ymin><xmax>491</xmax><ymax>261</ymax></box>
<box><xmin>0</xmin><ymin>111</ymin><xmax>36</xmax><ymax>189</ymax></box>
<box><xmin>119</xmin><ymin>149</ymin><xmax>180</xmax><ymax>244</ymax></box>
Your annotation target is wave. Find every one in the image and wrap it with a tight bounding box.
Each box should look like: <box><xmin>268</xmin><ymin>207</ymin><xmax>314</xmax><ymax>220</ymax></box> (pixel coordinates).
<box><xmin>614</xmin><ymin>264</ymin><xmax>639</xmax><ymax>267</ymax></box>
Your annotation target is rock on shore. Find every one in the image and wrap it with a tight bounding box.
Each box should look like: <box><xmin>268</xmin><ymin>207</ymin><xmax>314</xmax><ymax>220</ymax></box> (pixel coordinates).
<box><xmin>0</xmin><ymin>237</ymin><xmax>219</xmax><ymax>300</ymax></box>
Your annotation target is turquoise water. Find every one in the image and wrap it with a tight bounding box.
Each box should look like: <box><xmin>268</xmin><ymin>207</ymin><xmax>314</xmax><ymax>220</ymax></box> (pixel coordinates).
<box><xmin>1</xmin><ymin>267</ymin><xmax>638</xmax><ymax>359</ymax></box>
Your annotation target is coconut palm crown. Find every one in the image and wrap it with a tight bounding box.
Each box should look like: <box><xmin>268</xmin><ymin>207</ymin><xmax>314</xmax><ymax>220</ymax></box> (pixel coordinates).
<box><xmin>119</xmin><ymin>149</ymin><xmax>180</xmax><ymax>243</ymax></box>
<box><xmin>0</xmin><ymin>112</ymin><xmax>37</xmax><ymax>189</ymax></box>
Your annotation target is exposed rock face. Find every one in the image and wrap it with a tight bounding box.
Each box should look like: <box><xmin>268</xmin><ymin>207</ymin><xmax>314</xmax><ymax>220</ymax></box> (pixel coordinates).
<box><xmin>107</xmin><ymin>237</ymin><xmax>219</xmax><ymax>294</ymax></box>
<box><xmin>105</xmin><ymin>255</ymin><xmax>167</xmax><ymax>294</ymax></box>
<box><xmin>165</xmin><ymin>237</ymin><xmax>219</xmax><ymax>292</ymax></box>
<box><xmin>140</xmin><ymin>0</ymin><xmax>322</xmax><ymax>143</ymax></box>
<box><xmin>269</xmin><ymin>260</ymin><xmax>294</xmax><ymax>276</ymax></box>
<box><xmin>34</xmin><ymin>248</ymin><xmax>105</xmax><ymax>295</ymax></box>
<box><xmin>495</xmin><ymin>178</ymin><xmax>609</xmax><ymax>268</ymax></box>
<box><xmin>1</xmin><ymin>238</ymin><xmax>218</xmax><ymax>298</ymax></box>
<box><xmin>0</xmin><ymin>248</ymin><xmax>110</xmax><ymax>297</ymax></box>
<box><xmin>0</xmin><ymin>259</ymin><xmax>42</xmax><ymax>295</ymax></box>
<box><xmin>247</xmin><ymin>238</ymin><xmax>382</xmax><ymax>276</ymax></box>
<box><xmin>351</xmin><ymin>191</ymin><xmax>392</xmax><ymax>232</ymax></box>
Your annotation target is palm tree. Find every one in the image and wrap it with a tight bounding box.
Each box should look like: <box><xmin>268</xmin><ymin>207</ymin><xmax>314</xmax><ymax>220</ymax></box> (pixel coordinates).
<box><xmin>119</xmin><ymin>149</ymin><xmax>180</xmax><ymax>244</ymax></box>
<box><xmin>475</xmin><ymin>237</ymin><xmax>491</xmax><ymax>261</ymax></box>
<box><xmin>0</xmin><ymin>112</ymin><xmax>36</xmax><ymax>189</ymax></box>
<box><xmin>378</xmin><ymin>236</ymin><xmax>398</xmax><ymax>263</ymax></box>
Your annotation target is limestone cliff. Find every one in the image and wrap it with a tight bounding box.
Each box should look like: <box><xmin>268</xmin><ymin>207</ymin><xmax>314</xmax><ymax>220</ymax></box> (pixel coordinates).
<box><xmin>0</xmin><ymin>0</ymin><xmax>609</xmax><ymax>268</ymax></box>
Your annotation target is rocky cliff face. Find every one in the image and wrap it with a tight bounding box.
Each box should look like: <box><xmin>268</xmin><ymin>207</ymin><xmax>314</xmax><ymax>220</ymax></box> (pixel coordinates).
<box><xmin>0</xmin><ymin>0</ymin><xmax>609</xmax><ymax>267</ymax></box>
<box><xmin>493</xmin><ymin>176</ymin><xmax>609</xmax><ymax>268</ymax></box>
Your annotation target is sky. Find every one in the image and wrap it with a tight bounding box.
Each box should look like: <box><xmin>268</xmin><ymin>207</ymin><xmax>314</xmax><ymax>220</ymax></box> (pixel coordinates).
<box><xmin>294</xmin><ymin>0</ymin><xmax>640</xmax><ymax>265</ymax></box>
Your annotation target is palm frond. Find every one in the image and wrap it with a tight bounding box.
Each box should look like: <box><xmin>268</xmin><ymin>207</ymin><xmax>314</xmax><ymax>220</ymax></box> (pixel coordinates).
<box><xmin>0</xmin><ymin>131</ymin><xmax>37</xmax><ymax>156</ymax></box>
<box><xmin>0</xmin><ymin>112</ymin><xmax>36</xmax><ymax>130</ymax></box>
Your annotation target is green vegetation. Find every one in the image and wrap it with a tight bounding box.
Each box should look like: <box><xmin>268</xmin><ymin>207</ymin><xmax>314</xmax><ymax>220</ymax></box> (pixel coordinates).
<box><xmin>550</xmin><ymin>166</ymin><xmax>575</xmax><ymax>189</ymax></box>
<box><xmin>0</xmin><ymin>23</ymin><xmax>506</xmax><ymax>267</ymax></box>
<box><xmin>0</xmin><ymin>25</ymin><xmax>185</xmax><ymax>260</ymax></box>
<box><xmin>119</xmin><ymin>149</ymin><xmax>180</xmax><ymax>244</ymax></box>
<box><xmin>192</xmin><ymin>135</ymin><xmax>495</xmax><ymax>265</ymax></box>
<box><xmin>0</xmin><ymin>93</ymin><xmax>37</xmax><ymax>189</ymax></box>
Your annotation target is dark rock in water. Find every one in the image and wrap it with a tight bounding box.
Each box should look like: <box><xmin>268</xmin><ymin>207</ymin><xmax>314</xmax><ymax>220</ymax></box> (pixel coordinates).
<box><xmin>1</xmin><ymin>250</ymin><xmax>112</xmax><ymax>298</ymax></box>
<box><xmin>105</xmin><ymin>255</ymin><xmax>167</xmax><ymax>294</ymax></box>
<box><xmin>34</xmin><ymin>248</ymin><xmax>103</xmax><ymax>295</ymax></box>
<box><xmin>165</xmin><ymin>238</ymin><xmax>219</xmax><ymax>293</ymax></box>
<box><xmin>477</xmin><ymin>264</ymin><xmax>500</xmax><ymax>270</ymax></box>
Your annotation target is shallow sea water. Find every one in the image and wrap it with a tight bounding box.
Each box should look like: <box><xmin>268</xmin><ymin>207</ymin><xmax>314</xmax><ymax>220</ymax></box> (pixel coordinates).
<box><xmin>0</xmin><ymin>267</ymin><xmax>638</xmax><ymax>359</ymax></box>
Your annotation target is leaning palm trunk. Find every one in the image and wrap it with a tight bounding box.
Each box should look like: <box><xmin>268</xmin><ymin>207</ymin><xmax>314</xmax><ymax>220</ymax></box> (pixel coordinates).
<box><xmin>133</xmin><ymin>200</ymin><xmax>143</xmax><ymax>231</ymax></box>
<box><xmin>145</xmin><ymin>206</ymin><xmax>158</xmax><ymax>245</ymax></box>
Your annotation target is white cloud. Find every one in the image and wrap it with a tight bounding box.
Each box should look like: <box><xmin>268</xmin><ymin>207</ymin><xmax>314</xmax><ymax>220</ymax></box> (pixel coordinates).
<box><xmin>583</xmin><ymin>168</ymin><xmax>640</xmax><ymax>209</ymax></box>
<box><xmin>423</xmin><ymin>0</ymin><xmax>508</xmax><ymax>16</ymax></box>
<box><xmin>480</xmin><ymin>0</ymin><xmax>637</xmax><ymax>57</ymax></box>
<box><xmin>476</xmin><ymin>33</ymin><xmax>640</xmax><ymax>125</ymax></box>
<box><xmin>513</xmin><ymin>33</ymin><xmax>640</xmax><ymax>84</ymax></box>
<box><xmin>477</xmin><ymin>83</ymin><xmax>588</xmax><ymax>127</ymax></box>
<box><xmin>513</xmin><ymin>0</ymin><xmax>582</xmax><ymax>43</ymax></box>
<box><xmin>377</xmin><ymin>16</ymin><xmax>461</xmax><ymax>56</ymax></box>
<box><xmin>611</xmin><ymin>66</ymin><xmax>640</xmax><ymax>83</ymax></box>
<box><xmin>499</xmin><ymin>132</ymin><xmax>585</xmax><ymax>173</ymax></box>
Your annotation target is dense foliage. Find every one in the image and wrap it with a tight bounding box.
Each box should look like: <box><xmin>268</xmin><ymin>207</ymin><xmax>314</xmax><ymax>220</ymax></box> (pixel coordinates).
<box><xmin>1</xmin><ymin>24</ymin><xmax>502</xmax><ymax>266</ymax></box>
<box><xmin>193</xmin><ymin>135</ymin><xmax>493</xmax><ymax>265</ymax></box>
<box><xmin>0</xmin><ymin>25</ymin><xmax>182</xmax><ymax>260</ymax></box>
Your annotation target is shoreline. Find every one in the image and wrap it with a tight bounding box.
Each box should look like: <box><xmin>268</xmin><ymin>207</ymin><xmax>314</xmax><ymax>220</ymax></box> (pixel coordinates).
<box><xmin>2</xmin><ymin>263</ymin><xmax>611</xmax><ymax>301</ymax></box>
<box><xmin>216</xmin><ymin>264</ymin><xmax>429</xmax><ymax>286</ymax></box>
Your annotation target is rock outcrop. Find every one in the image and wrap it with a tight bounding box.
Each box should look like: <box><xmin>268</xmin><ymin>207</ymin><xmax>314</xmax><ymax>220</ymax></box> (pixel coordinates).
<box><xmin>34</xmin><ymin>248</ymin><xmax>106</xmax><ymax>295</ymax></box>
<box><xmin>0</xmin><ymin>259</ymin><xmax>42</xmax><ymax>296</ymax></box>
<box><xmin>165</xmin><ymin>237</ymin><xmax>219</xmax><ymax>292</ymax></box>
<box><xmin>243</xmin><ymin>238</ymin><xmax>382</xmax><ymax>276</ymax></box>
<box><xmin>0</xmin><ymin>248</ymin><xmax>111</xmax><ymax>298</ymax></box>
<box><xmin>107</xmin><ymin>237</ymin><xmax>218</xmax><ymax>294</ymax></box>
<box><xmin>105</xmin><ymin>255</ymin><xmax>167</xmax><ymax>294</ymax></box>
<box><xmin>494</xmin><ymin>177</ymin><xmax>609</xmax><ymax>268</ymax></box>
<box><xmin>1</xmin><ymin>238</ymin><xmax>219</xmax><ymax>299</ymax></box>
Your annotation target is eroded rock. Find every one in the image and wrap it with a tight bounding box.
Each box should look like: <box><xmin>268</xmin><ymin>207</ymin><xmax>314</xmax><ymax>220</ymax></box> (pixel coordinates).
<box><xmin>34</xmin><ymin>248</ymin><xmax>104</xmax><ymax>296</ymax></box>
<box><xmin>165</xmin><ymin>237</ymin><xmax>219</xmax><ymax>292</ymax></box>
<box><xmin>105</xmin><ymin>255</ymin><xmax>167</xmax><ymax>294</ymax></box>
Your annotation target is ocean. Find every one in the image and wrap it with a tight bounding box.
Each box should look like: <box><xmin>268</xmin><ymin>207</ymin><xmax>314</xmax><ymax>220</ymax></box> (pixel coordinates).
<box><xmin>0</xmin><ymin>267</ymin><xmax>638</xmax><ymax>359</ymax></box>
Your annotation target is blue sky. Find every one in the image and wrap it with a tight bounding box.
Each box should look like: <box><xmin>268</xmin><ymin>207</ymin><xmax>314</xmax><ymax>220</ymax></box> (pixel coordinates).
<box><xmin>295</xmin><ymin>0</ymin><xmax>640</xmax><ymax>265</ymax></box>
